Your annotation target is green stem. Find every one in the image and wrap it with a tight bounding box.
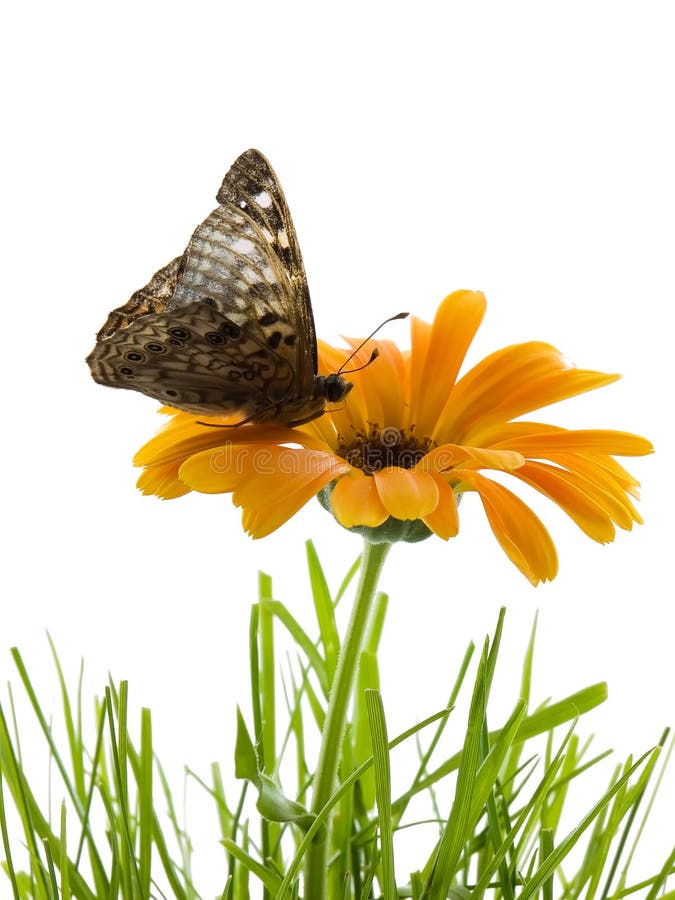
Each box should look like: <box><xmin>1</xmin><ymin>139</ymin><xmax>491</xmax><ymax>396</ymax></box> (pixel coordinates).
<box><xmin>304</xmin><ymin>540</ymin><xmax>391</xmax><ymax>899</ymax></box>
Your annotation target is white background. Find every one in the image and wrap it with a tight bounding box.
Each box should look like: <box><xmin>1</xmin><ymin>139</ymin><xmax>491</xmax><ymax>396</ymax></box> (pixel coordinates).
<box><xmin>2</xmin><ymin>1</ymin><xmax>673</xmax><ymax>894</ymax></box>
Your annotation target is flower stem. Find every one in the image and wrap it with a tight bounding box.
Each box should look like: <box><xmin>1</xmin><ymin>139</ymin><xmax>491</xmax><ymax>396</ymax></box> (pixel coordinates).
<box><xmin>304</xmin><ymin>540</ymin><xmax>391</xmax><ymax>898</ymax></box>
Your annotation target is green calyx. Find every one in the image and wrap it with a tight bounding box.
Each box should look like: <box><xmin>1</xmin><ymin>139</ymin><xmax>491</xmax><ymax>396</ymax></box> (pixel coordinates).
<box><xmin>317</xmin><ymin>482</ymin><xmax>433</xmax><ymax>544</ymax></box>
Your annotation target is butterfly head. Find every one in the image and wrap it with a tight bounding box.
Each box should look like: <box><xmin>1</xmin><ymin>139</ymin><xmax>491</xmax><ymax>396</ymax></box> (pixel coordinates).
<box><xmin>315</xmin><ymin>373</ymin><xmax>353</xmax><ymax>405</ymax></box>
<box><xmin>267</xmin><ymin>374</ymin><xmax>351</xmax><ymax>428</ymax></box>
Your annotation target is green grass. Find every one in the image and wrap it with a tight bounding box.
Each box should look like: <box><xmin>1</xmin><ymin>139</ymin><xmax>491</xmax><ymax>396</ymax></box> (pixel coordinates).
<box><xmin>1</xmin><ymin>542</ymin><xmax>673</xmax><ymax>898</ymax></box>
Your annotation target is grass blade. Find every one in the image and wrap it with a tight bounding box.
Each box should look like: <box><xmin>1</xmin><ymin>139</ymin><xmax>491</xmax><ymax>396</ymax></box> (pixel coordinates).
<box><xmin>306</xmin><ymin>541</ymin><xmax>340</xmax><ymax>680</ymax></box>
<box><xmin>276</xmin><ymin>707</ymin><xmax>452</xmax><ymax>899</ymax></box>
<box><xmin>365</xmin><ymin>690</ymin><xmax>396</xmax><ymax>899</ymax></box>
<box><xmin>138</xmin><ymin>708</ymin><xmax>152</xmax><ymax>899</ymax></box>
<box><xmin>518</xmin><ymin>748</ymin><xmax>658</xmax><ymax>899</ymax></box>
<box><xmin>221</xmin><ymin>837</ymin><xmax>282</xmax><ymax>893</ymax></box>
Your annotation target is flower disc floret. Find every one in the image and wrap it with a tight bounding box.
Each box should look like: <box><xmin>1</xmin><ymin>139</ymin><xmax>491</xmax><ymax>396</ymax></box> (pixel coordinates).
<box><xmin>337</xmin><ymin>426</ymin><xmax>434</xmax><ymax>474</ymax></box>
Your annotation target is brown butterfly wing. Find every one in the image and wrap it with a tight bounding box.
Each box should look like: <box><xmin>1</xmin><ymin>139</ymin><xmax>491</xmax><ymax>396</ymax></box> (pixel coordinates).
<box><xmin>87</xmin><ymin>149</ymin><xmax>320</xmax><ymax>418</ymax></box>
<box><xmin>87</xmin><ymin>301</ymin><xmax>295</xmax><ymax>417</ymax></box>
<box><xmin>166</xmin><ymin>149</ymin><xmax>316</xmax><ymax>394</ymax></box>
<box><xmin>217</xmin><ymin>149</ymin><xmax>316</xmax><ymax>378</ymax></box>
<box><xmin>94</xmin><ymin>256</ymin><xmax>184</xmax><ymax>340</ymax></box>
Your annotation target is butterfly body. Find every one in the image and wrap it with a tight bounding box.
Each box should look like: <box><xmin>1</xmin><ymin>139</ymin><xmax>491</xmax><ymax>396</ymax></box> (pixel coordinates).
<box><xmin>87</xmin><ymin>150</ymin><xmax>352</xmax><ymax>426</ymax></box>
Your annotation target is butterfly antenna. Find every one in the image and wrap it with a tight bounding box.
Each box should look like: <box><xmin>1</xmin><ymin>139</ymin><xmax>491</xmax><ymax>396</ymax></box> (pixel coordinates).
<box><xmin>337</xmin><ymin>312</ymin><xmax>408</xmax><ymax>375</ymax></box>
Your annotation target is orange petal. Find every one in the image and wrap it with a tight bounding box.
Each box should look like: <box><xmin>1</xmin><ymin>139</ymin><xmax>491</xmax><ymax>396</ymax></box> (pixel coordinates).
<box><xmin>422</xmin><ymin>473</ymin><xmax>459</xmax><ymax>539</ymax></box>
<box><xmin>317</xmin><ymin>339</ymin><xmax>350</xmax><ymax>376</ymax></box>
<box><xmin>411</xmin><ymin>291</ymin><xmax>487</xmax><ymax>437</ymax></box>
<box><xmin>134</xmin><ymin>418</ymin><xmax>325</xmax><ymax>468</ymax></box>
<box><xmin>458</xmin><ymin>469</ymin><xmax>558</xmax><ymax>585</ymax></box>
<box><xmin>582</xmin><ymin>453</ymin><xmax>643</xmax><ymax>495</ymax></box>
<box><xmin>317</xmin><ymin>339</ymin><xmax>369</xmax><ymax>434</ymax></box>
<box><xmin>474</xmin><ymin>420</ymin><xmax>564</xmax><ymax>443</ymax></box>
<box><xmin>330</xmin><ymin>472</ymin><xmax>389</xmax><ymax>527</ymax></box>
<box><xmin>178</xmin><ymin>444</ymin><xmax>260</xmax><ymax>493</ymax></box>
<box><xmin>373</xmin><ymin>467</ymin><xmax>439</xmax><ymax>520</ymax></box>
<box><xmin>136</xmin><ymin>461</ymin><xmax>191</xmax><ymax>499</ymax></box>
<box><xmin>343</xmin><ymin>337</ymin><xmax>407</xmax><ymax>429</ymax></box>
<box><xmin>420</xmin><ymin>444</ymin><xmax>525</xmax><ymax>473</ymax></box>
<box><xmin>574</xmin><ymin>454</ymin><xmax>642</xmax><ymax>499</ymax></box>
<box><xmin>544</xmin><ymin>453</ymin><xmax>643</xmax><ymax>517</ymax></box>
<box><xmin>492</xmin><ymin>429</ymin><xmax>654</xmax><ymax>458</ymax></box>
<box><xmin>231</xmin><ymin>449</ymin><xmax>349</xmax><ymax>509</ymax></box>
<box><xmin>433</xmin><ymin>342</ymin><xmax>568</xmax><ymax>442</ymax></box>
<box><xmin>513</xmin><ymin>461</ymin><xmax>638</xmax><ymax>539</ymax></box>
<box><xmin>461</xmin><ymin>422</ymin><xmax>649</xmax><ymax>502</ymax></box>
<box><xmin>462</xmin><ymin>371</ymin><xmax>622</xmax><ymax>446</ymax></box>
<box><xmin>241</xmin><ymin>470</ymin><xmax>343</xmax><ymax>538</ymax></box>
<box><xmin>179</xmin><ymin>445</ymin><xmax>348</xmax><ymax>499</ymax></box>
<box><xmin>406</xmin><ymin>316</ymin><xmax>433</xmax><ymax>429</ymax></box>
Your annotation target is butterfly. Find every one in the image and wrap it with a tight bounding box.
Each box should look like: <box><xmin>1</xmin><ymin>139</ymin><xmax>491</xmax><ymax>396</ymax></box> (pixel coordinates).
<box><xmin>86</xmin><ymin>149</ymin><xmax>353</xmax><ymax>426</ymax></box>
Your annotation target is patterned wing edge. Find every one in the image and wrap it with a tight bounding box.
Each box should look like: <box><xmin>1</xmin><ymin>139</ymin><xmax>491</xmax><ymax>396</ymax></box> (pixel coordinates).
<box><xmin>94</xmin><ymin>256</ymin><xmax>185</xmax><ymax>340</ymax></box>
<box><xmin>87</xmin><ymin>300</ymin><xmax>296</xmax><ymax>416</ymax></box>
<box><xmin>216</xmin><ymin>150</ymin><xmax>318</xmax><ymax>376</ymax></box>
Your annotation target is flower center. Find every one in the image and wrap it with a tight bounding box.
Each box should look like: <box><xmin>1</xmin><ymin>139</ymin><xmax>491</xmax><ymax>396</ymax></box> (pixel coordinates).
<box><xmin>337</xmin><ymin>426</ymin><xmax>434</xmax><ymax>474</ymax></box>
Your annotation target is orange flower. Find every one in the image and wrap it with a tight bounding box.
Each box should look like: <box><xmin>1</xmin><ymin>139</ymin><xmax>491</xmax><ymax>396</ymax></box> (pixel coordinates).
<box><xmin>134</xmin><ymin>291</ymin><xmax>652</xmax><ymax>585</ymax></box>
